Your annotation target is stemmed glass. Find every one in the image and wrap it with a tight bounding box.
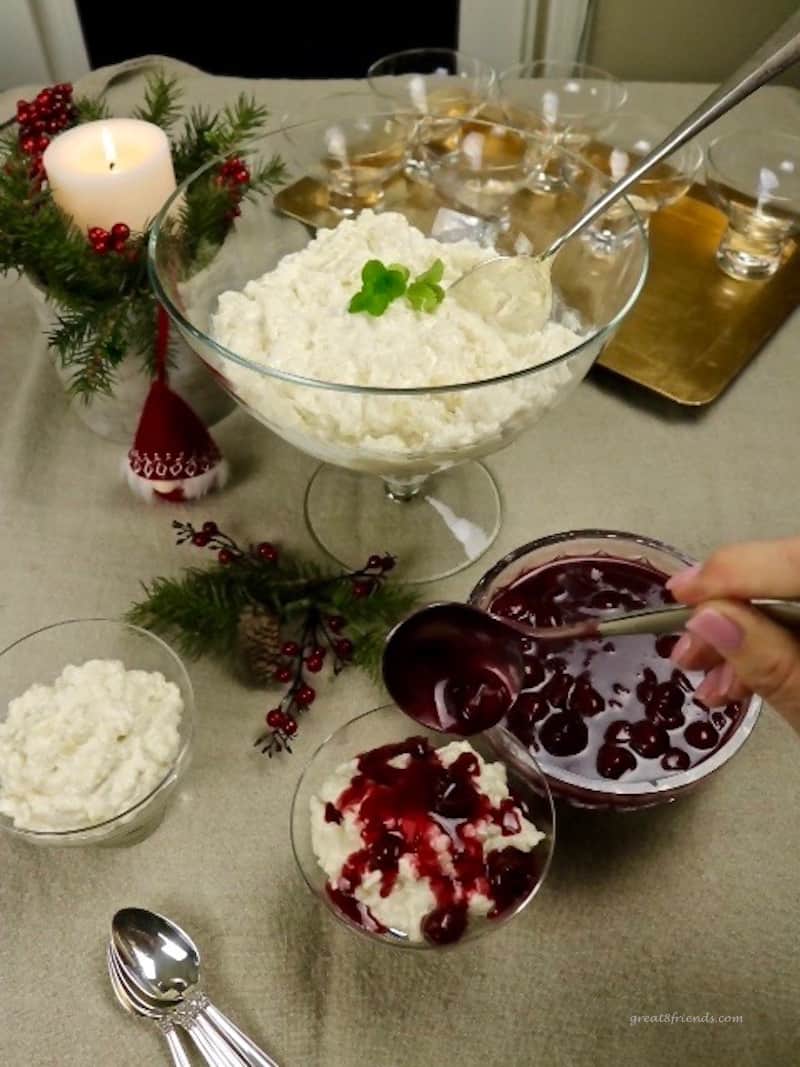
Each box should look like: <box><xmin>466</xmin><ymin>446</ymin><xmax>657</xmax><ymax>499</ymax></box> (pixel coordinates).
<box><xmin>148</xmin><ymin>116</ymin><xmax>648</xmax><ymax>583</ymax></box>
<box><xmin>569</xmin><ymin>112</ymin><xmax>703</xmax><ymax>251</ymax></box>
<box><xmin>705</xmin><ymin>129</ymin><xmax>800</xmax><ymax>280</ymax></box>
<box><xmin>367</xmin><ymin>48</ymin><xmax>496</xmax><ymax>178</ymax></box>
<box><xmin>498</xmin><ymin>61</ymin><xmax>627</xmax><ymax>193</ymax></box>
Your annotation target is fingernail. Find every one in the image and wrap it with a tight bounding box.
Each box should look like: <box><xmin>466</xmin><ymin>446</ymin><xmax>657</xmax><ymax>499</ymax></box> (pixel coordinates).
<box><xmin>694</xmin><ymin>662</ymin><xmax>735</xmax><ymax>707</ymax></box>
<box><xmin>687</xmin><ymin>609</ymin><xmax>744</xmax><ymax>654</ymax></box>
<box><xmin>666</xmin><ymin>563</ymin><xmax>702</xmax><ymax>596</ymax></box>
<box><xmin>670</xmin><ymin>633</ymin><xmax>694</xmax><ymax>667</ymax></box>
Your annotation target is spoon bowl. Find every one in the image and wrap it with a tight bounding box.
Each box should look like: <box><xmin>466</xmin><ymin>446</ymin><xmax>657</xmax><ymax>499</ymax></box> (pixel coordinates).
<box><xmin>112</xmin><ymin>907</ymin><xmax>200</xmax><ymax>1002</ymax></box>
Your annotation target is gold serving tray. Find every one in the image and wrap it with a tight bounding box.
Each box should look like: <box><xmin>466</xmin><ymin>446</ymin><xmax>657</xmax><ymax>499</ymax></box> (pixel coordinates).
<box><xmin>275</xmin><ymin>177</ymin><xmax>800</xmax><ymax>407</ymax></box>
<box><xmin>599</xmin><ymin>185</ymin><xmax>800</xmax><ymax>406</ymax></box>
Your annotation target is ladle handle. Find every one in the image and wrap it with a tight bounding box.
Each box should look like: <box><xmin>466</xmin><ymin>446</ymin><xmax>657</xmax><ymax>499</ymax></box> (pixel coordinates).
<box><xmin>544</xmin><ymin>7</ymin><xmax>800</xmax><ymax>257</ymax></box>
<box><xmin>595</xmin><ymin>598</ymin><xmax>800</xmax><ymax>639</ymax></box>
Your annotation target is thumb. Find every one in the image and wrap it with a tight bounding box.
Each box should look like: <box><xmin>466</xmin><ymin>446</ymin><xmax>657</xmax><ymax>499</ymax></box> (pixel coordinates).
<box><xmin>687</xmin><ymin>601</ymin><xmax>800</xmax><ymax>731</ymax></box>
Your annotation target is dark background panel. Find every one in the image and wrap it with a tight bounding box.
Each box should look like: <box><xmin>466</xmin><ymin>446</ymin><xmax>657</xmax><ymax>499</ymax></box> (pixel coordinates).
<box><xmin>76</xmin><ymin>2</ymin><xmax>461</xmax><ymax>78</ymax></box>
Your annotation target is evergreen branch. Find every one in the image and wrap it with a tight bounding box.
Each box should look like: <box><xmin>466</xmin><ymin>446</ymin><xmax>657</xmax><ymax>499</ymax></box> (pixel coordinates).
<box><xmin>132</xmin><ymin>72</ymin><xmax>183</xmax><ymax>130</ymax></box>
<box><xmin>73</xmin><ymin>94</ymin><xmax>110</xmax><ymax>123</ymax></box>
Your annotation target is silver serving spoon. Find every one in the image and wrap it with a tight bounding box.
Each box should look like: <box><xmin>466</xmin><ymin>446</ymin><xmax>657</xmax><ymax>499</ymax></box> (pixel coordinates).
<box><xmin>112</xmin><ymin>907</ymin><xmax>279</xmax><ymax>1067</ymax></box>
<box><xmin>382</xmin><ymin>599</ymin><xmax>800</xmax><ymax>735</ymax></box>
<box><xmin>450</xmin><ymin>8</ymin><xmax>800</xmax><ymax>305</ymax></box>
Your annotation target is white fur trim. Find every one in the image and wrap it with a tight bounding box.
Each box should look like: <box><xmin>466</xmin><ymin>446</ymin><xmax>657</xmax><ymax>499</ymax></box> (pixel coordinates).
<box><xmin>123</xmin><ymin>457</ymin><xmax>229</xmax><ymax>502</ymax></box>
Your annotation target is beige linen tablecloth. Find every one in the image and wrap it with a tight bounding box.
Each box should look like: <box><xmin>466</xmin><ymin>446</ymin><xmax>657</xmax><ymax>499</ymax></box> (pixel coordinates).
<box><xmin>1</xmin><ymin>60</ymin><xmax>799</xmax><ymax>1067</ymax></box>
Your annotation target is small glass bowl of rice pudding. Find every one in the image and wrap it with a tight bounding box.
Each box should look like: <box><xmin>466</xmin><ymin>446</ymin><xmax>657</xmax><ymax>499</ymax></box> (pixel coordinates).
<box><xmin>290</xmin><ymin>704</ymin><xmax>555</xmax><ymax>949</ymax></box>
<box><xmin>0</xmin><ymin>619</ymin><xmax>194</xmax><ymax>847</ymax></box>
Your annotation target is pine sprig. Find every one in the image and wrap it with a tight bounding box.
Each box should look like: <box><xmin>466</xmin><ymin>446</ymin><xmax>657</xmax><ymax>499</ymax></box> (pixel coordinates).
<box><xmin>132</xmin><ymin>72</ymin><xmax>183</xmax><ymax>131</ymax></box>
<box><xmin>170</xmin><ymin>94</ymin><xmax>271</xmax><ymax>182</ymax></box>
<box><xmin>126</xmin><ymin>521</ymin><xmax>419</xmax><ymax>757</ymax></box>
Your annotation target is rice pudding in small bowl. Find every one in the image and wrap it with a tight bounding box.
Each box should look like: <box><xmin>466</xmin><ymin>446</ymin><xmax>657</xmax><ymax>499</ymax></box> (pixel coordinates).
<box><xmin>290</xmin><ymin>704</ymin><xmax>554</xmax><ymax>949</ymax></box>
<box><xmin>0</xmin><ymin>619</ymin><xmax>194</xmax><ymax>846</ymax></box>
<box><xmin>470</xmin><ymin>530</ymin><xmax>762</xmax><ymax>811</ymax></box>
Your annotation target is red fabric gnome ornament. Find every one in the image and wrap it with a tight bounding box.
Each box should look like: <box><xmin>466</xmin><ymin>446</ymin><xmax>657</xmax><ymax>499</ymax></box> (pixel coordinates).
<box><xmin>125</xmin><ymin>307</ymin><xmax>228</xmax><ymax>502</ymax></box>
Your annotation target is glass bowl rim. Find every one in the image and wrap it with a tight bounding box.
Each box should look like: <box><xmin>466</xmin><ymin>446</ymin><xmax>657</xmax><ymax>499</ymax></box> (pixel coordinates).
<box><xmin>498</xmin><ymin>59</ymin><xmax>628</xmax><ymax>111</ymax></box>
<box><xmin>147</xmin><ymin>120</ymin><xmax>650</xmax><ymax>397</ymax></box>
<box><xmin>289</xmin><ymin>702</ymin><xmax>557</xmax><ymax>950</ymax></box>
<box><xmin>706</xmin><ymin>127</ymin><xmax>800</xmax><ymax>205</ymax></box>
<box><xmin>589</xmin><ymin>111</ymin><xmax>704</xmax><ymax>175</ymax></box>
<box><xmin>469</xmin><ymin>528</ymin><xmax>763</xmax><ymax>797</ymax></box>
<box><xmin>366</xmin><ymin>47</ymin><xmax>497</xmax><ymax>85</ymax></box>
<box><xmin>0</xmin><ymin>617</ymin><xmax>195</xmax><ymax>839</ymax></box>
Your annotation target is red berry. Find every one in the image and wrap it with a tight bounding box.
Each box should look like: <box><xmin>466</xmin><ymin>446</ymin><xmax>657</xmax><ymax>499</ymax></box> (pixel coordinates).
<box><xmin>36</xmin><ymin>135</ymin><xmax>50</xmax><ymax>153</ymax></box>
<box><xmin>92</xmin><ymin>236</ymin><xmax>110</xmax><ymax>254</ymax></box>
<box><xmin>111</xmin><ymin>222</ymin><xmax>130</xmax><ymax>242</ymax></box>
<box><xmin>266</xmin><ymin>708</ymin><xmax>285</xmax><ymax>729</ymax></box>
<box><xmin>46</xmin><ymin>119</ymin><xmax>60</xmax><ymax>134</ymax></box>
<box><xmin>334</xmin><ymin>638</ymin><xmax>353</xmax><ymax>659</ymax></box>
<box><xmin>283</xmin><ymin>717</ymin><xmax>298</xmax><ymax>736</ymax></box>
<box><xmin>274</xmin><ymin>666</ymin><xmax>293</xmax><ymax>683</ymax></box>
<box><xmin>36</xmin><ymin>89</ymin><xmax>53</xmax><ymax>107</ymax></box>
<box><xmin>281</xmin><ymin>641</ymin><xmax>300</xmax><ymax>658</ymax></box>
<box><xmin>380</xmin><ymin>554</ymin><xmax>396</xmax><ymax>572</ymax></box>
<box><xmin>310</xmin><ymin>646</ymin><xmax>326</xmax><ymax>659</ymax></box>
<box><xmin>16</xmin><ymin>100</ymin><xmax>31</xmax><ymax>122</ymax></box>
<box><xmin>218</xmin><ymin>548</ymin><xmax>234</xmax><ymax>564</ymax></box>
<box><xmin>233</xmin><ymin>168</ymin><xmax>250</xmax><ymax>185</ymax></box>
<box><xmin>327</xmin><ymin>615</ymin><xmax>346</xmax><ymax>633</ymax></box>
<box><xmin>20</xmin><ymin>135</ymin><xmax>37</xmax><ymax>154</ymax></box>
<box><xmin>352</xmin><ymin>579</ymin><xmax>372</xmax><ymax>598</ymax></box>
<box><xmin>306</xmin><ymin>655</ymin><xmax>324</xmax><ymax>673</ymax></box>
<box><xmin>256</xmin><ymin>541</ymin><xmax>278</xmax><ymax>562</ymax></box>
<box><xmin>111</xmin><ymin>236</ymin><xmax>128</xmax><ymax>253</ymax></box>
<box><xmin>88</xmin><ymin>226</ymin><xmax>106</xmax><ymax>241</ymax></box>
<box><xmin>192</xmin><ymin>531</ymin><xmax>210</xmax><ymax>547</ymax></box>
<box><xmin>296</xmin><ymin>685</ymin><xmax>316</xmax><ymax>707</ymax></box>
<box><xmin>201</xmin><ymin>521</ymin><xmax>218</xmax><ymax>535</ymax></box>
<box><xmin>55</xmin><ymin>83</ymin><xmax>73</xmax><ymax>97</ymax></box>
<box><xmin>367</xmin><ymin>554</ymin><xmax>383</xmax><ymax>570</ymax></box>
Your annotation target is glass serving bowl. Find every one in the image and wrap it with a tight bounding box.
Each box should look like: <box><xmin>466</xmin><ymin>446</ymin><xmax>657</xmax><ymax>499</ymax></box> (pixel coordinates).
<box><xmin>470</xmin><ymin>531</ymin><xmax>762</xmax><ymax>811</ymax></box>
<box><xmin>148</xmin><ymin>116</ymin><xmax>648</xmax><ymax>583</ymax></box>
<box><xmin>705</xmin><ymin>129</ymin><xmax>800</xmax><ymax>280</ymax></box>
<box><xmin>367</xmin><ymin>48</ymin><xmax>496</xmax><ymax>179</ymax></box>
<box><xmin>289</xmin><ymin>704</ymin><xmax>555</xmax><ymax>950</ymax></box>
<box><xmin>498</xmin><ymin>61</ymin><xmax>627</xmax><ymax>193</ymax></box>
<box><xmin>0</xmin><ymin>619</ymin><xmax>194</xmax><ymax>846</ymax></box>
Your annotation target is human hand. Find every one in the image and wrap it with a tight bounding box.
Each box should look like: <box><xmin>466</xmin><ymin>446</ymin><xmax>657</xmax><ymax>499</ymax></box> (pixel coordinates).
<box><xmin>666</xmin><ymin>538</ymin><xmax>800</xmax><ymax>733</ymax></box>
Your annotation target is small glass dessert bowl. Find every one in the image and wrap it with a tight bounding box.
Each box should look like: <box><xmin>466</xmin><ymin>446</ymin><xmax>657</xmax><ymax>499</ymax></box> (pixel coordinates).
<box><xmin>0</xmin><ymin>619</ymin><xmax>194</xmax><ymax>847</ymax></box>
<box><xmin>497</xmin><ymin>61</ymin><xmax>627</xmax><ymax>193</ymax></box>
<box><xmin>290</xmin><ymin>704</ymin><xmax>555</xmax><ymax>949</ymax></box>
<box><xmin>567</xmin><ymin>112</ymin><xmax>703</xmax><ymax>251</ymax></box>
<box><xmin>469</xmin><ymin>530</ymin><xmax>762</xmax><ymax>811</ymax></box>
<box><xmin>288</xmin><ymin>111</ymin><xmax>415</xmax><ymax>216</ymax></box>
<box><xmin>705</xmin><ymin>129</ymin><xmax>800</xmax><ymax>280</ymax></box>
<box><xmin>427</xmin><ymin>117</ymin><xmax>544</xmax><ymax>222</ymax></box>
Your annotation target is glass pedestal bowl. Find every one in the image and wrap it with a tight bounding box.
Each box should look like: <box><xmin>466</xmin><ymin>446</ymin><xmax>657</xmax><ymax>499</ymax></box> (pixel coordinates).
<box><xmin>149</xmin><ymin>117</ymin><xmax>648</xmax><ymax>582</ymax></box>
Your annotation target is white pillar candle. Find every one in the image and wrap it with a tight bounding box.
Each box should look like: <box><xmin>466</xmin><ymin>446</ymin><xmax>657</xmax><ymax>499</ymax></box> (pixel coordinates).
<box><xmin>43</xmin><ymin>118</ymin><xmax>176</xmax><ymax>234</ymax></box>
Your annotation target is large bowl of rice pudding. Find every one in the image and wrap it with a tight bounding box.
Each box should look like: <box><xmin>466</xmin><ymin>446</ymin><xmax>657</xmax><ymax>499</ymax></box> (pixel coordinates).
<box><xmin>148</xmin><ymin>116</ymin><xmax>648</xmax><ymax>579</ymax></box>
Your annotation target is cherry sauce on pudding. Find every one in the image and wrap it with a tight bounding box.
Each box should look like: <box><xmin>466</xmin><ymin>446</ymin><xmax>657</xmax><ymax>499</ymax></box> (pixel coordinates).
<box><xmin>489</xmin><ymin>556</ymin><xmax>743</xmax><ymax>786</ymax></box>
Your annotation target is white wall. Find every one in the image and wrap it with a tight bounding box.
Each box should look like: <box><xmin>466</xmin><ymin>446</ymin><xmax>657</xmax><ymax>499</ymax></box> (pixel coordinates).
<box><xmin>0</xmin><ymin>0</ymin><xmax>89</xmax><ymax>91</ymax></box>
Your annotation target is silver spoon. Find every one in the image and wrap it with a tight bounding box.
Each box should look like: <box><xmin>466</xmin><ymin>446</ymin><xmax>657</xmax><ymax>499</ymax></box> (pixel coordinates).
<box><xmin>107</xmin><ymin>944</ymin><xmax>208</xmax><ymax>1067</ymax></box>
<box><xmin>451</xmin><ymin>7</ymin><xmax>800</xmax><ymax>304</ymax></box>
<box><xmin>110</xmin><ymin>944</ymin><xmax>250</xmax><ymax>1067</ymax></box>
<box><xmin>112</xmin><ymin>907</ymin><xmax>280</xmax><ymax>1067</ymax></box>
<box><xmin>382</xmin><ymin>599</ymin><xmax>800</xmax><ymax>735</ymax></box>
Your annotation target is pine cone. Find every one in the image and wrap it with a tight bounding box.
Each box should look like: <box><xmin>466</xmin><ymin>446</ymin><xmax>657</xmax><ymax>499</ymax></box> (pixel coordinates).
<box><xmin>238</xmin><ymin>606</ymin><xmax>282</xmax><ymax>683</ymax></box>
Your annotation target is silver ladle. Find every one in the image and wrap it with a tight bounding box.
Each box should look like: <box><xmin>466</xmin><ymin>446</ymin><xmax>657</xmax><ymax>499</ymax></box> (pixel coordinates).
<box><xmin>112</xmin><ymin>907</ymin><xmax>280</xmax><ymax>1067</ymax></box>
<box><xmin>382</xmin><ymin>599</ymin><xmax>800</xmax><ymax>736</ymax></box>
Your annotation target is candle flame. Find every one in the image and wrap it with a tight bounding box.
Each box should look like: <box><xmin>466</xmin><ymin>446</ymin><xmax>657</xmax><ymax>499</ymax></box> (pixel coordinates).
<box><xmin>101</xmin><ymin>126</ymin><xmax>117</xmax><ymax>171</ymax></box>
